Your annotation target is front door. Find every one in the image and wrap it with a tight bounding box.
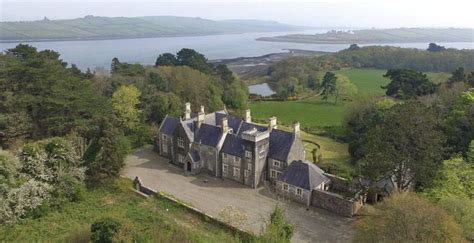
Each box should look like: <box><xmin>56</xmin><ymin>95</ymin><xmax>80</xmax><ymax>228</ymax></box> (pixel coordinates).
<box><xmin>187</xmin><ymin>161</ymin><xmax>192</xmax><ymax>172</ymax></box>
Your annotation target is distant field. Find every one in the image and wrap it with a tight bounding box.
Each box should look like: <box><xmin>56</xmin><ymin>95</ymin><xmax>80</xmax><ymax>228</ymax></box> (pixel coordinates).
<box><xmin>0</xmin><ymin>178</ymin><xmax>237</xmax><ymax>242</ymax></box>
<box><xmin>250</xmin><ymin>68</ymin><xmax>449</xmax><ymax>129</ymax></box>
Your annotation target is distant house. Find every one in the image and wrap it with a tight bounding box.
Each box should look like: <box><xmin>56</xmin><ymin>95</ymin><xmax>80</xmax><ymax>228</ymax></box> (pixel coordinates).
<box><xmin>156</xmin><ymin>103</ymin><xmax>305</xmax><ymax>188</ymax></box>
<box><xmin>275</xmin><ymin>160</ymin><xmax>330</xmax><ymax>206</ymax></box>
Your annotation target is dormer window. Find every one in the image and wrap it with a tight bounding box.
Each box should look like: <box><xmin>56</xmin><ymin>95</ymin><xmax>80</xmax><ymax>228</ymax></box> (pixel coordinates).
<box><xmin>273</xmin><ymin>160</ymin><xmax>281</xmax><ymax>168</ymax></box>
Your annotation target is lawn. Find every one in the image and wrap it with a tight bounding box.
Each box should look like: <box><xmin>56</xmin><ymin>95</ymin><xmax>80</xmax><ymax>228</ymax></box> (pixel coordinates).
<box><xmin>0</xmin><ymin>178</ymin><xmax>239</xmax><ymax>242</ymax></box>
<box><xmin>250</xmin><ymin>68</ymin><xmax>450</xmax><ymax>129</ymax></box>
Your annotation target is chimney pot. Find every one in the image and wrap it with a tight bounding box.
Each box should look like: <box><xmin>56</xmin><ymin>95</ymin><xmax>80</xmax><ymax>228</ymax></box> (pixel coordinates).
<box><xmin>221</xmin><ymin>117</ymin><xmax>229</xmax><ymax>133</ymax></box>
<box><xmin>200</xmin><ymin>105</ymin><xmax>205</xmax><ymax>114</ymax></box>
<box><xmin>293</xmin><ymin>122</ymin><xmax>300</xmax><ymax>138</ymax></box>
<box><xmin>184</xmin><ymin>102</ymin><xmax>191</xmax><ymax>120</ymax></box>
<box><xmin>245</xmin><ymin>109</ymin><xmax>251</xmax><ymax>123</ymax></box>
<box><xmin>268</xmin><ymin>116</ymin><xmax>277</xmax><ymax>131</ymax></box>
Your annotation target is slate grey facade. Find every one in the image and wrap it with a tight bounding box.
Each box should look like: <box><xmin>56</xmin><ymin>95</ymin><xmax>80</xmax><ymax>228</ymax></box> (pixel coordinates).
<box><xmin>156</xmin><ymin>103</ymin><xmax>305</xmax><ymax>188</ymax></box>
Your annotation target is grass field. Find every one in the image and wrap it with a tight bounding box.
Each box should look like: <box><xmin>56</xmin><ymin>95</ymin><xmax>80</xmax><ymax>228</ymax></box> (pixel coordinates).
<box><xmin>0</xmin><ymin>178</ymin><xmax>238</xmax><ymax>242</ymax></box>
<box><xmin>250</xmin><ymin>68</ymin><xmax>449</xmax><ymax>129</ymax></box>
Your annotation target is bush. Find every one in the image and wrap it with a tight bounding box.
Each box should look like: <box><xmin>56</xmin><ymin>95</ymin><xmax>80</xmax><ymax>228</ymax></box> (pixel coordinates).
<box><xmin>90</xmin><ymin>218</ymin><xmax>122</xmax><ymax>243</ymax></box>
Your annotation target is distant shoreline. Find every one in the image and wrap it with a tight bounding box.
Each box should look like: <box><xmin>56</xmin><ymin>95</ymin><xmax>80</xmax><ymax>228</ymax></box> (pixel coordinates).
<box><xmin>0</xmin><ymin>30</ymin><xmax>295</xmax><ymax>44</ymax></box>
<box><xmin>257</xmin><ymin>38</ymin><xmax>474</xmax><ymax>45</ymax></box>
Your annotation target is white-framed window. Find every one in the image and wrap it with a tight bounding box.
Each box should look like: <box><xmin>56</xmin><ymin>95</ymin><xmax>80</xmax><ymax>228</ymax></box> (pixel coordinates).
<box><xmin>244</xmin><ymin>170</ymin><xmax>249</xmax><ymax>178</ymax></box>
<box><xmin>271</xmin><ymin>169</ymin><xmax>282</xmax><ymax>179</ymax></box>
<box><xmin>162</xmin><ymin>144</ymin><xmax>168</xmax><ymax>153</ymax></box>
<box><xmin>177</xmin><ymin>137</ymin><xmax>185</xmax><ymax>148</ymax></box>
<box><xmin>178</xmin><ymin>154</ymin><xmax>184</xmax><ymax>163</ymax></box>
<box><xmin>273</xmin><ymin>160</ymin><xmax>281</xmax><ymax>168</ymax></box>
<box><xmin>223</xmin><ymin>153</ymin><xmax>228</xmax><ymax>162</ymax></box>
<box><xmin>247</xmin><ymin>163</ymin><xmax>252</xmax><ymax>171</ymax></box>
<box><xmin>270</xmin><ymin>169</ymin><xmax>277</xmax><ymax>178</ymax></box>
<box><xmin>283</xmin><ymin>183</ymin><xmax>289</xmax><ymax>191</ymax></box>
<box><xmin>223</xmin><ymin>164</ymin><xmax>228</xmax><ymax>176</ymax></box>
<box><xmin>296</xmin><ymin>188</ymin><xmax>303</xmax><ymax>196</ymax></box>
<box><xmin>234</xmin><ymin>156</ymin><xmax>241</xmax><ymax>167</ymax></box>
<box><xmin>233</xmin><ymin>168</ymin><xmax>240</xmax><ymax>178</ymax></box>
<box><xmin>245</xmin><ymin>150</ymin><xmax>252</xmax><ymax>159</ymax></box>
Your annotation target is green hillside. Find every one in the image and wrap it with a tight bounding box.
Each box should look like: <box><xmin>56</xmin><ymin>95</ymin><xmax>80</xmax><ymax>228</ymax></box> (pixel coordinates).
<box><xmin>0</xmin><ymin>15</ymin><xmax>301</xmax><ymax>42</ymax></box>
<box><xmin>257</xmin><ymin>28</ymin><xmax>474</xmax><ymax>44</ymax></box>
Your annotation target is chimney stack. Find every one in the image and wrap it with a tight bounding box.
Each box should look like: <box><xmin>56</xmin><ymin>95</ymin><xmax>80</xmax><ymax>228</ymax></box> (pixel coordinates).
<box><xmin>221</xmin><ymin>117</ymin><xmax>229</xmax><ymax>133</ymax></box>
<box><xmin>245</xmin><ymin>109</ymin><xmax>251</xmax><ymax>123</ymax></box>
<box><xmin>293</xmin><ymin>122</ymin><xmax>300</xmax><ymax>138</ymax></box>
<box><xmin>184</xmin><ymin>102</ymin><xmax>191</xmax><ymax>120</ymax></box>
<box><xmin>200</xmin><ymin>105</ymin><xmax>205</xmax><ymax>114</ymax></box>
<box><xmin>197</xmin><ymin>111</ymin><xmax>205</xmax><ymax>128</ymax></box>
<box><xmin>268</xmin><ymin>116</ymin><xmax>277</xmax><ymax>131</ymax></box>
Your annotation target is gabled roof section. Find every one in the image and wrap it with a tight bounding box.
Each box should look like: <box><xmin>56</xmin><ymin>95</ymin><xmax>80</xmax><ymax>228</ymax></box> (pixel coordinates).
<box><xmin>221</xmin><ymin>134</ymin><xmax>244</xmax><ymax>157</ymax></box>
<box><xmin>268</xmin><ymin>129</ymin><xmax>294</xmax><ymax>162</ymax></box>
<box><xmin>159</xmin><ymin>116</ymin><xmax>180</xmax><ymax>135</ymax></box>
<box><xmin>181</xmin><ymin>119</ymin><xmax>196</xmax><ymax>141</ymax></box>
<box><xmin>195</xmin><ymin>123</ymin><xmax>222</xmax><ymax>147</ymax></box>
<box><xmin>189</xmin><ymin>150</ymin><xmax>200</xmax><ymax>162</ymax></box>
<box><xmin>279</xmin><ymin>160</ymin><xmax>329</xmax><ymax>191</ymax></box>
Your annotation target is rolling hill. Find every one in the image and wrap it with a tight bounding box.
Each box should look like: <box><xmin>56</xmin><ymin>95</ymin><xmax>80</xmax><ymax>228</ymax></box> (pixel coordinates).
<box><xmin>0</xmin><ymin>15</ymin><xmax>303</xmax><ymax>42</ymax></box>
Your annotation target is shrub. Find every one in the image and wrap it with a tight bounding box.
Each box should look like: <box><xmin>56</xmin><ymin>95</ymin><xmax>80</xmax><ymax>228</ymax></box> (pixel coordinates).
<box><xmin>90</xmin><ymin>218</ymin><xmax>122</xmax><ymax>243</ymax></box>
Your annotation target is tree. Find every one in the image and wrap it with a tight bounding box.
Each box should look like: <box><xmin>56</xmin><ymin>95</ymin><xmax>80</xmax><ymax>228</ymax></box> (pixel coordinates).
<box><xmin>348</xmin><ymin>44</ymin><xmax>360</xmax><ymax>51</ymax></box>
<box><xmin>427</xmin><ymin>42</ymin><xmax>446</xmax><ymax>52</ymax></box>
<box><xmin>448</xmin><ymin>67</ymin><xmax>466</xmax><ymax>85</ymax></box>
<box><xmin>334</xmin><ymin>74</ymin><xmax>357</xmax><ymax>103</ymax></box>
<box><xmin>382</xmin><ymin>69</ymin><xmax>437</xmax><ymax>99</ymax></box>
<box><xmin>438</xmin><ymin>195</ymin><xmax>474</xmax><ymax>240</ymax></box>
<box><xmin>155</xmin><ymin>53</ymin><xmax>177</xmax><ymax>67</ymax></box>
<box><xmin>362</xmin><ymin>101</ymin><xmax>445</xmax><ymax>190</ymax></box>
<box><xmin>258</xmin><ymin>206</ymin><xmax>294</xmax><ymax>243</ymax></box>
<box><xmin>320</xmin><ymin>72</ymin><xmax>337</xmax><ymax>103</ymax></box>
<box><xmin>423</xmin><ymin>155</ymin><xmax>474</xmax><ymax>201</ymax></box>
<box><xmin>176</xmin><ymin>48</ymin><xmax>213</xmax><ymax>74</ymax></box>
<box><xmin>356</xmin><ymin>193</ymin><xmax>463</xmax><ymax>242</ymax></box>
<box><xmin>90</xmin><ymin>218</ymin><xmax>122</xmax><ymax>243</ymax></box>
<box><xmin>84</xmin><ymin>117</ymin><xmax>131</xmax><ymax>180</ymax></box>
<box><xmin>111</xmin><ymin>85</ymin><xmax>142</xmax><ymax>131</ymax></box>
<box><xmin>444</xmin><ymin>89</ymin><xmax>474</xmax><ymax>155</ymax></box>
<box><xmin>468</xmin><ymin>140</ymin><xmax>474</xmax><ymax>163</ymax></box>
<box><xmin>111</xmin><ymin>57</ymin><xmax>120</xmax><ymax>73</ymax></box>
<box><xmin>0</xmin><ymin>150</ymin><xmax>21</xmax><ymax>195</ymax></box>
<box><xmin>345</xmin><ymin>98</ymin><xmax>393</xmax><ymax>163</ymax></box>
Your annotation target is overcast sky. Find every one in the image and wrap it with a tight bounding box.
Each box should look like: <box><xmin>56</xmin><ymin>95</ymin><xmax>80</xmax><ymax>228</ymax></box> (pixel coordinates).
<box><xmin>1</xmin><ymin>0</ymin><xmax>473</xmax><ymax>28</ymax></box>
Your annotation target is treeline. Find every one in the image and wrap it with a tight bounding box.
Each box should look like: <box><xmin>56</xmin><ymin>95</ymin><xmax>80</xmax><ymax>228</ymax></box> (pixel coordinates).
<box><xmin>266</xmin><ymin>44</ymin><xmax>474</xmax><ymax>98</ymax></box>
<box><xmin>0</xmin><ymin>44</ymin><xmax>248</xmax><ymax>224</ymax></box>
<box><xmin>343</xmin><ymin>69</ymin><xmax>474</xmax><ymax>240</ymax></box>
<box><xmin>328</xmin><ymin>45</ymin><xmax>474</xmax><ymax>72</ymax></box>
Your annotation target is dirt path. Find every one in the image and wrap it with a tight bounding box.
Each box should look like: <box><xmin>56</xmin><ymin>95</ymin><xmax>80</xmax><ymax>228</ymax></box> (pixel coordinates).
<box><xmin>122</xmin><ymin>147</ymin><xmax>354</xmax><ymax>242</ymax></box>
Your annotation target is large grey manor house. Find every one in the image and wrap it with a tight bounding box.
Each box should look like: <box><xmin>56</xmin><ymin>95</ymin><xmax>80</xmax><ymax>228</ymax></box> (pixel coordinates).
<box><xmin>155</xmin><ymin>103</ymin><xmax>367</xmax><ymax>216</ymax></box>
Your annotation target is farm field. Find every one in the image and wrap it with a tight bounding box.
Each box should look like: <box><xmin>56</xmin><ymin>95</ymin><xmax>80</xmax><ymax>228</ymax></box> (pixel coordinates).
<box><xmin>250</xmin><ymin>68</ymin><xmax>449</xmax><ymax>129</ymax></box>
<box><xmin>0</xmin><ymin>178</ymin><xmax>238</xmax><ymax>242</ymax></box>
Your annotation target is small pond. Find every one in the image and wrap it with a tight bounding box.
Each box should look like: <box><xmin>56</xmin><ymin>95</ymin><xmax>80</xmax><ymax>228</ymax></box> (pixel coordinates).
<box><xmin>248</xmin><ymin>83</ymin><xmax>275</xmax><ymax>96</ymax></box>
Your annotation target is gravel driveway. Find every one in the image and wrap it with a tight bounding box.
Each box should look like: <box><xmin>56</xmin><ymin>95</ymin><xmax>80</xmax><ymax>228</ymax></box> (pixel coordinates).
<box><xmin>122</xmin><ymin>147</ymin><xmax>354</xmax><ymax>242</ymax></box>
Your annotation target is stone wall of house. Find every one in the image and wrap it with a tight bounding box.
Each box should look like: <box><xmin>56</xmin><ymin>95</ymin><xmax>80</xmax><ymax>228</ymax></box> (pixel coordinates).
<box><xmin>197</xmin><ymin>144</ymin><xmax>218</xmax><ymax>176</ymax></box>
<box><xmin>276</xmin><ymin>181</ymin><xmax>311</xmax><ymax>206</ymax></box>
<box><xmin>311</xmin><ymin>189</ymin><xmax>364</xmax><ymax>217</ymax></box>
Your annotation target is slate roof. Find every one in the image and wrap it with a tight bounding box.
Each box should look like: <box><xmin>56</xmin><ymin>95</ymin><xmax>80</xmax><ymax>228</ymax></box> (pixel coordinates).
<box><xmin>195</xmin><ymin>123</ymin><xmax>222</xmax><ymax>147</ymax></box>
<box><xmin>279</xmin><ymin>160</ymin><xmax>329</xmax><ymax>191</ymax></box>
<box><xmin>237</xmin><ymin>122</ymin><xmax>267</xmax><ymax>136</ymax></box>
<box><xmin>159</xmin><ymin>116</ymin><xmax>180</xmax><ymax>135</ymax></box>
<box><xmin>268</xmin><ymin>129</ymin><xmax>294</xmax><ymax>162</ymax></box>
<box><xmin>221</xmin><ymin>134</ymin><xmax>244</xmax><ymax>157</ymax></box>
<box><xmin>190</xmin><ymin>150</ymin><xmax>200</xmax><ymax>162</ymax></box>
<box><xmin>181</xmin><ymin>119</ymin><xmax>196</xmax><ymax>141</ymax></box>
